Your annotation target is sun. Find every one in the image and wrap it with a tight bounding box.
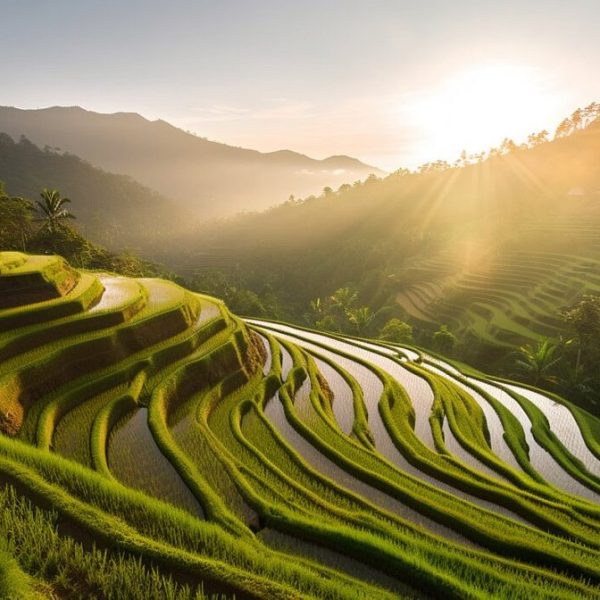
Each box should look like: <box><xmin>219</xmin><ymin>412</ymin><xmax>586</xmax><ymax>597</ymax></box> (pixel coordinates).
<box><xmin>408</xmin><ymin>63</ymin><xmax>560</xmax><ymax>164</ymax></box>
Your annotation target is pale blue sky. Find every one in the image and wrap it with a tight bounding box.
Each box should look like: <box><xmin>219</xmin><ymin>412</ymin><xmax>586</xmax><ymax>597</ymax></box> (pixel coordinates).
<box><xmin>2</xmin><ymin>0</ymin><xmax>600</xmax><ymax>169</ymax></box>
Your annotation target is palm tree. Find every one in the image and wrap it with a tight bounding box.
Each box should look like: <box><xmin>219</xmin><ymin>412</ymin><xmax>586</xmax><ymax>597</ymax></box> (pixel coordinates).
<box><xmin>560</xmin><ymin>361</ymin><xmax>594</xmax><ymax>400</ymax></box>
<box><xmin>515</xmin><ymin>339</ymin><xmax>561</xmax><ymax>386</ymax></box>
<box><xmin>35</xmin><ymin>188</ymin><xmax>75</xmax><ymax>232</ymax></box>
<box><xmin>309</xmin><ymin>298</ymin><xmax>323</xmax><ymax>320</ymax></box>
<box><xmin>329</xmin><ymin>287</ymin><xmax>358</xmax><ymax>313</ymax></box>
<box><xmin>346</xmin><ymin>306</ymin><xmax>373</xmax><ymax>335</ymax></box>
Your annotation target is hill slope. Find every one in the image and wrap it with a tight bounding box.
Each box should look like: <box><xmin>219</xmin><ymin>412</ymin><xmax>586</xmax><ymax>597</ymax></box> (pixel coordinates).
<box><xmin>172</xmin><ymin>116</ymin><xmax>600</xmax><ymax>357</ymax></box>
<box><xmin>0</xmin><ymin>105</ymin><xmax>384</xmax><ymax>216</ymax></box>
<box><xmin>0</xmin><ymin>133</ymin><xmax>185</xmax><ymax>249</ymax></box>
<box><xmin>0</xmin><ymin>252</ymin><xmax>599</xmax><ymax>598</ymax></box>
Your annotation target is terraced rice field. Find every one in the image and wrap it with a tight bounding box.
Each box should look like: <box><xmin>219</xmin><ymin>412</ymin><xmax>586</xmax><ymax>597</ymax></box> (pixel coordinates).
<box><xmin>396</xmin><ymin>214</ymin><xmax>600</xmax><ymax>346</ymax></box>
<box><xmin>0</xmin><ymin>252</ymin><xmax>599</xmax><ymax>599</ymax></box>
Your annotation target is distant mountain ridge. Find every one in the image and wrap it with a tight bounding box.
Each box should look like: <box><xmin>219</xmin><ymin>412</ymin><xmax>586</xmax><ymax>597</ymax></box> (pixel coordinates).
<box><xmin>0</xmin><ymin>106</ymin><xmax>384</xmax><ymax>216</ymax></box>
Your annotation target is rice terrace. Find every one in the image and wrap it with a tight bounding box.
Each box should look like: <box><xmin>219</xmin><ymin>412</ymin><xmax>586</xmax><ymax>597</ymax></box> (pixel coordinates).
<box><xmin>2</xmin><ymin>1</ymin><xmax>600</xmax><ymax>598</ymax></box>
<box><xmin>0</xmin><ymin>251</ymin><xmax>597</xmax><ymax>598</ymax></box>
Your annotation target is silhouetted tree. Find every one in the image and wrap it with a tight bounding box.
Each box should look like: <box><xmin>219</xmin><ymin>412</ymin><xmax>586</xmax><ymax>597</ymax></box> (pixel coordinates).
<box><xmin>527</xmin><ymin>130</ymin><xmax>549</xmax><ymax>147</ymax></box>
<box><xmin>555</xmin><ymin>102</ymin><xmax>600</xmax><ymax>138</ymax></box>
<box><xmin>35</xmin><ymin>188</ymin><xmax>75</xmax><ymax>233</ymax></box>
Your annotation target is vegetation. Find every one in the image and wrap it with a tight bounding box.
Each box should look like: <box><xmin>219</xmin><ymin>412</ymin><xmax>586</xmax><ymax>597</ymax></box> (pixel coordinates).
<box><xmin>167</xmin><ymin>104</ymin><xmax>600</xmax><ymax>414</ymax></box>
<box><xmin>34</xmin><ymin>188</ymin><xmax>76</xmax><ymax>233</ymax></box>
<box><xmin>1</xmin><ymin>101</ymin><xmax>600</xmax><ymax>597</ymax></box>
<box><xmin>0</xmin><ymin>105</ymin><xmax>383</xmax><ymax>219</ymax></box>
<box><xmin>0</xmin><ymin>180</ymin><xmax>161</xmax><ymax>277</ymax></box>
<box><xmin>0</xmin><ymin>132</ymin><xmax>181</xmax><ymax>250</ymax></box>
<box><xmin>378</xmin><ymin>318</ymin><xmax>414</xmax><ymax>344</ymax></box>
<box><xmin>0</xmin><ymin>252</ymin><xmax>599</xmax><ymax>598</ymax></box>
<box><xmin>433</xmin><ymin>325</ymin><xmax>457</xmax><ymax>356</ymax></box>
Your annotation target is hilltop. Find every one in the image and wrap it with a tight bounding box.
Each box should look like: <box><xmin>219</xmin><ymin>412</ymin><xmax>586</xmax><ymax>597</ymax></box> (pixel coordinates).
<box><xmin>0</xmin><ymin>105</ymin><xmax>384</xmax><ymax>216</ymax></box>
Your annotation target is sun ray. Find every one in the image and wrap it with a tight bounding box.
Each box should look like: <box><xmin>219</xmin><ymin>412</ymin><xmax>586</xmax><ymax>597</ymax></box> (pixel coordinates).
<box><xmin>407</xmin><ymin>63</ymin><xmax>561</xmax><ymax>164</ymax></box>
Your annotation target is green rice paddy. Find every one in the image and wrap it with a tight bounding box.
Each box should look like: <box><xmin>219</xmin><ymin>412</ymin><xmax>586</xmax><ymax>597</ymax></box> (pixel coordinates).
<box><xmin>0</xmin><ymin>252</ymin><xmax>599</xmax><ymax>598</ymax></box>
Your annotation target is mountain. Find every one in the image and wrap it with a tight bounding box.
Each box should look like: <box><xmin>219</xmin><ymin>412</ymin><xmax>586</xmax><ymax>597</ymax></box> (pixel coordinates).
<box><xmin>0</xmin><ymin>106</ymin><xmax>385</xmax><ymax>217</ymax></box>
<box><xmin>0</xmin><ymin>133</ymin><xmax>184</xmax><ymax>250</ymax></box>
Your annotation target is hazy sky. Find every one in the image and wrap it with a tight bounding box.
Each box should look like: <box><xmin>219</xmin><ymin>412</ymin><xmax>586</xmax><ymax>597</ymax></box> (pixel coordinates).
<box><xmin>2</xmin><ymin>0</ymin><xmax>600</xmax><ymax>170</ymax></box>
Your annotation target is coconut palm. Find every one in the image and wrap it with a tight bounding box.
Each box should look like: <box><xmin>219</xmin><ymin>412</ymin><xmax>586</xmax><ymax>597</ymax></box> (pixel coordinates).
<box><xmin>35</xmin><ymin>188</ymin><xmax>75</xmax><ymax>232</ymax></box>
<box><xmin>515</xmin><ymin>338</ymin><xmax>561</xmax><ymax>386</ymax></box>
<box><xmin>329</xmin><ymin>287</ymin><xmax>358</xmax><ymax>313</ymax></box>
<box><xmin>346</xmin><ymin>306</ymin><xmax>373</xmax><ymax>335</ymax></box>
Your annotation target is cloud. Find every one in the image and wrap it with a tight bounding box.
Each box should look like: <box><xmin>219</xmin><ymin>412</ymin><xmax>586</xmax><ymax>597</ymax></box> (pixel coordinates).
<box><xmin>191</xmin><ymin>99</ymin><xmax>313</xmax><ymax>122</ymax></box>
<box><xmin>295</xmin><ymin>168</ymin><xmax>349</xmax><ymax>176</ymax></box>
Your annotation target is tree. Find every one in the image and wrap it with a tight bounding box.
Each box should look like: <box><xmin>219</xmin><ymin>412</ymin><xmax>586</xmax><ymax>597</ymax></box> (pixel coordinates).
<box><xmin>560</xmin><ymin>295</ymin><xmax>600</xmax><ymax>405</ymax></box>
<box><xmin>527</xmin><ymin>130</ymin><xmax>549</xmax><ymax>147</ymax></box>
<box><xmin>329</xmin><ymin>287</ymin><xmax>358</xmax><ymax>314</ymax></box>
<box><xmin>378</xmin><ymin>318</ymin><xmax>413</xmax><ymax>344</ymax></box>
<box><xmin>0</xmin><ymin>181</ymin><xmax>33</xmax><ymax>250</ymax></box>
<box><xmin>554</xmin><ymin>103</ymin><xmax>600</xmax><ymax>138</ymax></box>
<box><xmin>309</xmin><ymin>297</ymin><xmax>324</xmax><ymax>323</ymax></box>
<box><xmin>346</xmin><ymin>306</ymin><xmax>373</xmax><ymax>335</ymax></box>
<box><xmin>315</xmin><ymin>314</ymin><xmax>339</xmax><ymax>332</ymax></box>
<box><xmin>563</xmin><ymin>295</ymin><xmax>600</xmax><ymax>347</ymax></box>
<box><xmin>499</xmin><ymin>138</ymin><xmax>518</xmax><ymax>155</ymax></box>
<box><xmin>432</xmin><ymin>325</ymin><xmax>456</xmax><ymax>355</ymax></box>
<box><xmin>35</xmin><ymin>188</ymin><xmax>76</xmax><ymax>233</ymax></box>
<box><xmin>559</xmin><ymin>361</ymin><xmax>595</xmax><ymax>404</ymax></box>
<box><xmin>327</xmin><ymin>286</ymin><xmax>360</xmax><ymax>332</ymax></box>
<box><xmin>514</xmin><ymin>339</ymin><xmax>561</xmax><ymax>386</ymax></box>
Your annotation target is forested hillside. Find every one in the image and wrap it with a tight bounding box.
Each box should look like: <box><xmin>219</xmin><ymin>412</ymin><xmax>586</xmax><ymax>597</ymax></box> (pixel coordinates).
<box><xmin>172</xmin><ymin>107</ymin><xmax>600</xmax><ymax>397</ymax></box>
<box><xmin>0</xmin><ymin>133</ymin><xmax>184</xmax><ymax>249</ymax></box>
